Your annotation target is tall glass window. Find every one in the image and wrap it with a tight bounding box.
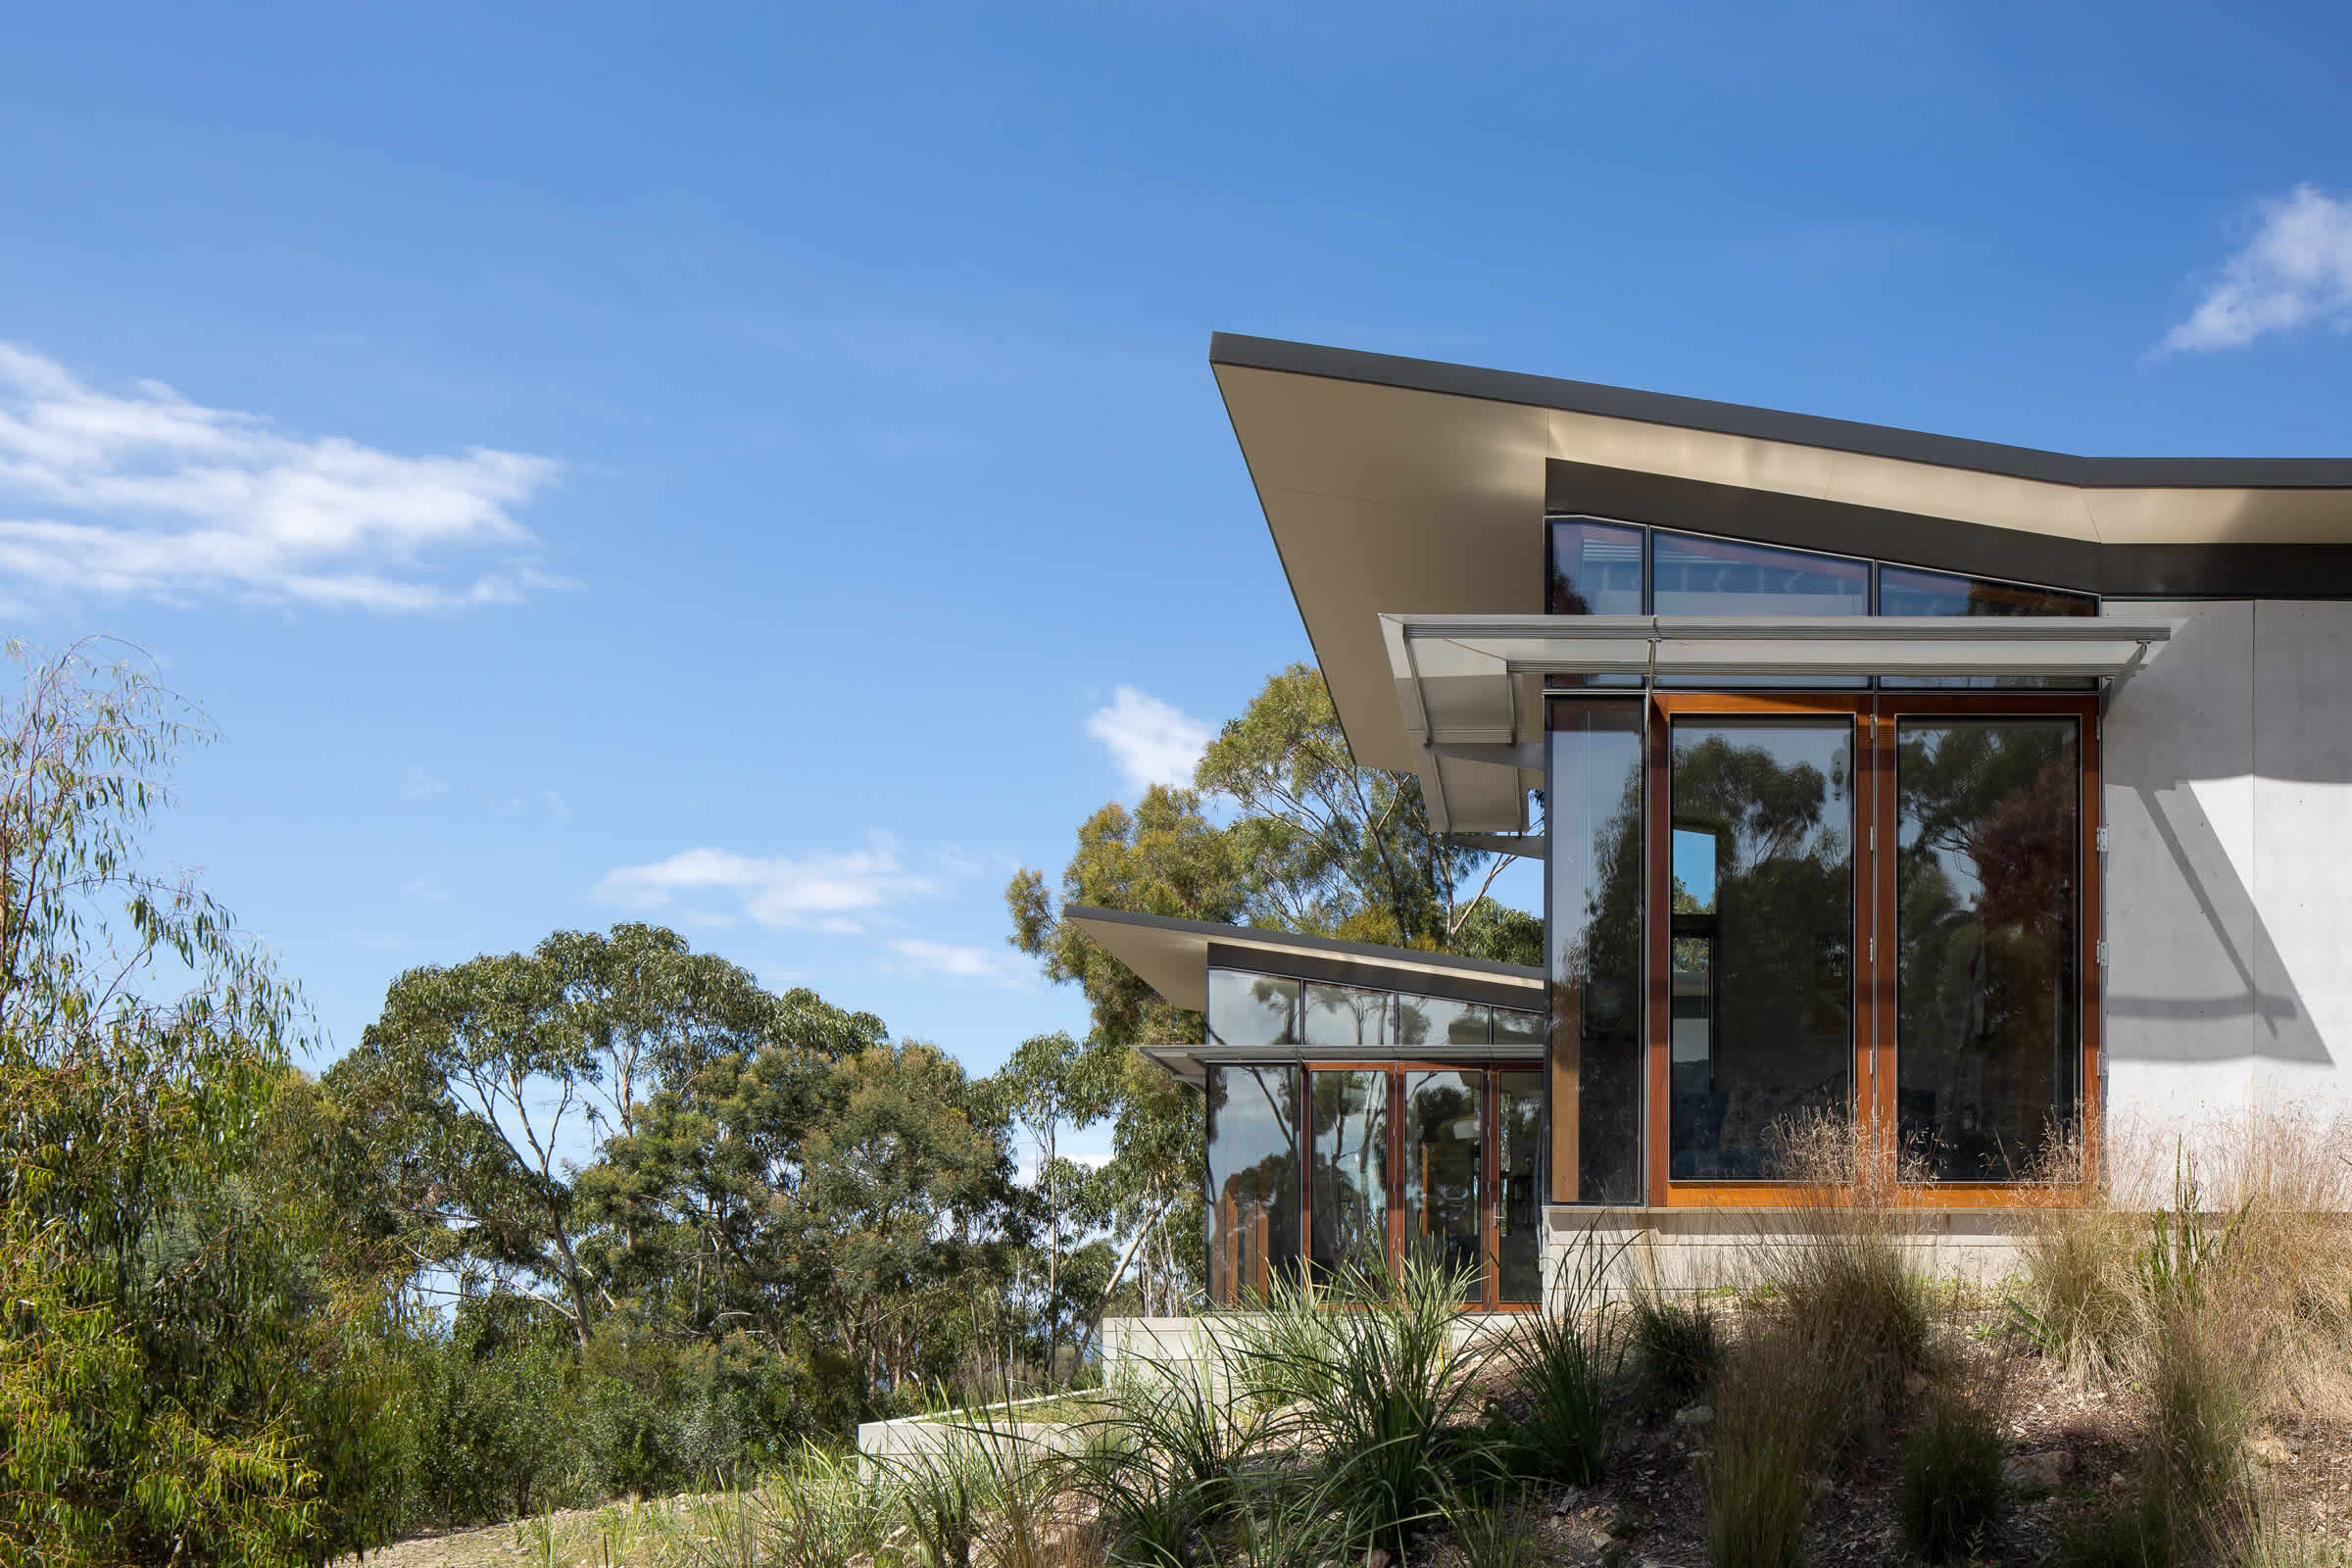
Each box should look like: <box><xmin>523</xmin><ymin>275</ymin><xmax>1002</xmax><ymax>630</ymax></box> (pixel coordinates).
<box><xmin>1895</xmin><ymin>718</ymin><xmax>2080</xmax><ymax>1180</ymax></box>
<box><xmin>1396</xmin><ymin>995</ymin><xmax>1491</xmax><ymax>1046</ymax></box>
<box><xmin>1205</xmin><ymin>1065</ymin><xmax>1300</xmax><ymax>1304</ymax></box>
<box><xmin>1547</xmin><ymin>700</ymin><xmax>1645</xmax><ymax>1202</ymax></box>
<box><xmin>1879</xmin><ymin>565</ymin><xmax>2098</xmax><ymax>690</ymax></box>
<box><xmin>1668</xmin><ymin>716</ymin><xmax>1854</xmax><ymax>1180</ymax></box>
<box><xmin>1308</xmin><ymin>1070</ymin><xmax>1390</xmax><ymax>1281</ymax></box>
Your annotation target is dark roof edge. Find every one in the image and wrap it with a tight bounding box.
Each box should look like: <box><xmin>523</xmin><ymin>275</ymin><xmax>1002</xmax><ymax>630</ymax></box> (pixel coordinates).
<box><xmin>1209</xmin><ymin>332</ymin><xmax>2352</xmax><ymax>490</ymax></box>
<box><xmin>1062</xmin><ymin>904</ymin><xmax>1544</xmax><ymax>985</ymax></box>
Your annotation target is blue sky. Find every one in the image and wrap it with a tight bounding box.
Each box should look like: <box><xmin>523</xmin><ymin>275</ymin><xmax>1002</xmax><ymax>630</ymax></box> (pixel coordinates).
<box><xmin>5</xmin><ymin>0</ymin><xmax>2350</xmax><ymax>1112</ymax></box>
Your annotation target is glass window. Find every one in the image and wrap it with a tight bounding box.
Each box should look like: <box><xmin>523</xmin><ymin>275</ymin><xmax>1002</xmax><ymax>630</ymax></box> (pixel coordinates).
<box><xmin>1396</xmin><ymin>994</ymin><xmax>1490</xmax><ymax>1047</ymax></box>
<box><xmin>1547</xmin><ymin>517</ymin><xmax>1645</xmax><ymax>615</ymax></box>
<box><xmin>1548</xmin><ymin>517</ymin><xmax>1645</xmax><ymax>688</ymax></box>
<box><xmin>1546</xmin><ymin>700</ymin><xmax>1645</xmax><ymax>1203</ymax></box>
<box><xmin>1402</xmin><ymin>1069</ymin><xmax>1484</xmax><ymax>1299</ymax></box>
<box><xmin>1668</xmin><ymin>716</ymin><xmax>1854</xmax><ymax>1180</ymax></box>
<box><xmin>1301</xmin><ymin>983</ymin><xmax>1393</xmax><ymax>1048</ymax></box>
<box><xmin>1205</xmin><ymin>1065</ymin><xmax>1301</xmax><ymax>1304</ymax></box>
<box><xmin>1895</xmin><ymin>718</ymin><xmax>2080</xmax><ymax>1181</ymax></box>
<box><xmin>1879</xmin><ymin>565</ymin><xmax>2098</xmax><ymax>690</ymax></box>
<box><xmin>1492</xmin><ymin>1006</ymin><xmax>1545</xmax><ymax>1047</ymax></box>
<box><xmin>1654</xmin><ymin>531</ymin><xmax>1868</xmax><ymax>689</ymax></box>
<box><xmin>1495</xmin><ymin>1069</ymin><xmax>1544</xmax><ymax>1304</ymax></box>
<box><xmin>1207</xmin><ymin>969</ymin><xmax>1298</xmax><ymax>1047</ymax></box>
<box><xmin>1308</xmin><ymin>1069</ymin><xmax>1390</xmax><ymax>1282</ymax></box>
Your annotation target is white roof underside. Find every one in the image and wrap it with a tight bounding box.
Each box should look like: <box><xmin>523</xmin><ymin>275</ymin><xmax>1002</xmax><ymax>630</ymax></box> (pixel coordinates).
<box><xmin>1385</xmin><ymin>612</ymin><xmax>2176</xmax><ymax>833</ymax></box>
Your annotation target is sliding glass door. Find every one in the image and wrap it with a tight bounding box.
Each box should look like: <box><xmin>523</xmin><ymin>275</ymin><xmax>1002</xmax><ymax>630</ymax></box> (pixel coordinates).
<box><xmin>1291</xmin><ymin>1064</ymin><xmax>1541</xmax><ymax>1310</ymax></box>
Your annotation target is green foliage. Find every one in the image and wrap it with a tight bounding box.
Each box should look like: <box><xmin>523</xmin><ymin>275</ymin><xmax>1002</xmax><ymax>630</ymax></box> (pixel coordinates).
<box><xmin>1630</xmin><ymin>1289</ymin><xmax>1724</xmax><ymax>1411</ymax></box>
<box><xmin>1237</xmin><ymin>1251</ymin><xmax>1488</xmax><ymax>1552</ymax></box>
<box><xmin>1702</xmin><ymin>1345</ymin><xmax>1820</xmax><ymax>1568</ymax></box>
<box><xmin>1490</xmin><ymin>1226</ymin><xmax>1629</xmax><ymax>1486</ymax></box>
<box><xmin>1896</xmin><ymin>1392</ymin><xmax>2008</xmax><ymax>1563</ymax></box>
<box><xmin>0</xmin><ymin>640</ymin><xmax>405</xmax><ymax>1565</ymax></box>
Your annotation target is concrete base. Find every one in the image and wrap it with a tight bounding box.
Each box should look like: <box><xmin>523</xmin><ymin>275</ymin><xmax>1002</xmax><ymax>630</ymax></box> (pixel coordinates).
<box><xmin>1537</xmin><ymin>1204</ymin><xmax>2035</xmax><ymax>1302</ymax></box>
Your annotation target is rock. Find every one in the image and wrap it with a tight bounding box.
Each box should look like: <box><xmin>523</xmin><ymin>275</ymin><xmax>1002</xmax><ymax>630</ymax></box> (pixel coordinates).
<box><xmin>2005</xmin><ymin>1448</ymin><xmax>2075</xmax><ymax>1493</ymax></box>
<box><xmin>1550</xmin><ymin>1486</ymin><xmax>1584</xmax><ymax>1515</ymax></box>
<box><xmin>1672</xmin><ymin>1403</ymin><xmax>1714</xmax><ymax>1428</ymax></box>
<box><xmin>2247</xmin><ymin>1435</ymin><xmax>2293</xmax><ymax>1468</ymax></box>
<box><xmin>1366</xmin><ymin>1549</ymin><xmax>1392</xmax><ymax>1568</ymax></box>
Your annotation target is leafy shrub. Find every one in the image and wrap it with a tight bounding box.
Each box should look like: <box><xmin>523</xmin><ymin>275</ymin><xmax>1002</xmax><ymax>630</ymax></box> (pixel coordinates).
<box><xmin>1896</xmin><ymin>1392</ymin><xmax>2007</xmax><ymax>1563</ymax></box>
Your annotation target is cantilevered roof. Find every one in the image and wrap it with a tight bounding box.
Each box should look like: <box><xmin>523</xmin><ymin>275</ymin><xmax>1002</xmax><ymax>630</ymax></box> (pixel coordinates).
<box><xmin>1060</xmin><ymin>904</ymin><xmax>1543</xmax><ymax>1015</ymax></box>
<box><xmin>1062</xmin><ymin>905</ymin><xmax>1545</xmax><ymax>1086</ymax></box>
<box><xmin>1385</xmin><ymin>612</ymin><xmax>2177</xmax><ymax>832</ymax></box>
<box><xmin>1210</xmin><ymin>332</ymin><xmax>2352</xmax><ymax>793</ymax></box>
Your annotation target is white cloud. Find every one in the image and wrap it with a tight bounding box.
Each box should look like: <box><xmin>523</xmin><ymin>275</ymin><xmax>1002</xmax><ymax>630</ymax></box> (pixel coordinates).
<box><xmin>596</xmin><ymin>836</ymin><xmax>940</xmax><ymax>929</ymax></box>
<box><xmin>400</xmin><ymin>762</ymin><xmax>450</xmax><ymax>801</ymax></box>
<box><xmin>2160</xmin><ymin>184</ymin><xmax>2352</xmax><ymax>354</ymax></box>
<box><xmin>1086</xmin><ymin>686</ymin><xmax>1211</xmax><ymax>793</ymax></box>
<box><xmin>0</xmin><ymin>342</ymin><xmax>562</xmax><ymax>610</ymax></box>
<box><xmin>887</xmin><ymin>937</ymin><xmax>1024</xmax><ymax>983</ymax></box>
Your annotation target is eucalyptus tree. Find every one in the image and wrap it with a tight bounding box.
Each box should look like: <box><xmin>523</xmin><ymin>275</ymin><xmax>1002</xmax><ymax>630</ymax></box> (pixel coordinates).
<box><xmin>0</xmin><ymin>639</ymin><xmax>396</xmax><ymax>1564</ymax></box>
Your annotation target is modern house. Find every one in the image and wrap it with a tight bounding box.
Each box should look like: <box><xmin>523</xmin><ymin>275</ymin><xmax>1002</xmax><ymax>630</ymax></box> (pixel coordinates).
<box><xmin>1079</xmin><ymin>332</ymin><xmax>2352</xmax><ymax>1310</ymax></box>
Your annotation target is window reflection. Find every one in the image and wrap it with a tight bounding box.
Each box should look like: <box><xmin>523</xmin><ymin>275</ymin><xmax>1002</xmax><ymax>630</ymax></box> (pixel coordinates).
<box><xmin>1547</xmin><ymin>701</ymin><xmax>1645</xmax><ymax>1203</ymax></box>
<box><xmin>1547</xmin><ymin>517</ymin><xmax>1645</xmax><ymax>615</ymax></box>
<box><xmin>1495</xmin><ymin>1070</ymin><xmax>1544</xmax><ymax>1303</ymax></box>
<box><xmin>1668</xmin><ymin>717</ymin><xmax>1854</xmax><ymax>1180</ymax></box>
<box><xmin>1653</xmin><ymin>531</ymin><xmax>1868</xmax><ymax>689</ymax></box>
<box><xmin>1403</xmin><ymin>1070</ymin><xmax>1483</xmax><ymax>1298</ymax></box>
<box><xmin>1302</xmin><ymin>983</ymin><xmax>1393</xmax><ymax>1047</ymax></box>
<box><xmin>1880</xmin><ymin>565</ymin><xmax>2097</xmax><ymax>690</ymax></box>
<box><xmin>1207</xmin><ymin>970</ymin><xmax>1298</xmax><ymax>1046</ymax></box>
<box><xmin>1396</xmin><ymin>995</ymin><xmax>1490</xmax><ymax>1046</ymax></box>
<box><xmin>1309</xmin><ymin>1070</ymin><xmax>1390</xmax><ymax>1281</ymax></box>
<box><xmin>1895</xmin><ymin>719</ymin><xmax>2079</xmax><ymax>1181</ymax></box>
<box><xmin>1205</xmin><ymin>1065</ymin><xmax>1300</xmax><ymax>1304</ymax></box>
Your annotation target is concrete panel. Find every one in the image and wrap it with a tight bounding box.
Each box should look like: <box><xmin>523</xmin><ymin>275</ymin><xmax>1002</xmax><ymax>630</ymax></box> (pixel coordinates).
<box><xmin>2251</xmin><ymin>603</ymin><xmax>2352</xmax><ymax>1123</ymax></box>
<box><xmin>2100</xmin><ymin>602</ymin><xmax>2257</xmax><ymax>1148</ymax></box>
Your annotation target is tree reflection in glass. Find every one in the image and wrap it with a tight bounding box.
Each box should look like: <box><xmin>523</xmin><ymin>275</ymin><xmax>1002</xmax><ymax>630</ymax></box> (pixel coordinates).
<box><xmin>1204</xmin><ymin>1064</ymin><xmax>1301</xmax><ymax>1304</ymax></box>
<box><xmin>1308</xmin><ymin>1069</ymin><xmax>1389</xmax><ymax>1280</ymax></box>
<box><xmin>1669</xmin><ymin>719</ymin><xmax>1854</xmax><ymax>1180</ymax></box>
<box><xmin>1895</xmin><ymin>719</ymin><xmax>2078</xmax><ymax>1181</ymax></box>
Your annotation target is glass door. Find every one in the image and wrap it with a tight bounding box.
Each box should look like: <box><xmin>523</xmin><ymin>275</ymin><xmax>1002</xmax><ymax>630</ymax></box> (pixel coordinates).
<box><xmin>1402</xmin><ymin>1069</ymin><xmax>1484</xmax><ymax>1299</ymax></box>
<box><xmin>1299</xmin><ymin>1064</ymin><xmax>1541</xmax><ymax>1309</ymax></box>
<box><xmin>1494</xmin><ymin>1069</ymin><xmax>1544</xmax><ymax>1304</ymax></box>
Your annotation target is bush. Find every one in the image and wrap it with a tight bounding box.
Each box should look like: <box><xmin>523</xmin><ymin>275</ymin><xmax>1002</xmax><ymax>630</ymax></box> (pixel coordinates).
<box><xmin>1492</xmin><ymin>1226</ymin><xmax>1629</xmax><ymax>1486</ymax></box>
<box><xmin>1896</xmin><ymin>1392</ymin><xmax>2008</xmax><ymax>1563</ymax></box>
<box><xmin>1237</xmin><ymin>1250</ymin><xmax>1487</xmax><ymax>1553</ymax></box>
<box><xmin>1631</xmin><ymin>1289</ymin><xmax>1723</xmax><ymax>1411</ymax></box>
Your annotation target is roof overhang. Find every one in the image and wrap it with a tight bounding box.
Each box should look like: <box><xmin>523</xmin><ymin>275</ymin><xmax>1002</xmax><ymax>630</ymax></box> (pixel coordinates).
<box><xmin>1383</xmin><ymin>612</ymin><xmax>2176</xmax><ymax>833</ymax></box>
<box><xmin>1211</xmin><ymin>332</ymin><xmax>2352</xmax><ymax>784</ymax></box>
<box><xmin>1062</xmin><ymin>904</ymin><xmax>1544</xmax><ymax>1016</ymax></box>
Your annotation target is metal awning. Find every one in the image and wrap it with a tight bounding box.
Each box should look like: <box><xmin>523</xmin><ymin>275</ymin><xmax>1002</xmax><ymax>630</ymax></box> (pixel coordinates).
<box><xmin>1382</xmin><ymin>612</ymin><xmax>2176</xmax><ymax>833</ymax></box>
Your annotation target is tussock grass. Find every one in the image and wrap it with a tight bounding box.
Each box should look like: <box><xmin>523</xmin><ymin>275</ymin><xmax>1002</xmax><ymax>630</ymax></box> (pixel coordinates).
<box><xmin>1702</xmin><ymin>1322</ymin><xmax>1829</xmax><ymax>1568</ymax></box>
<box><xmin>1488</xmin><ymin>1223</ymin><xmax>1630</xmax><ymax>1486</ymax></box>
<box><xmin>1235</xmin><ymin>1250</ymin><xmax>1488</xmax><ymax>1553</ymax></box>
<box><xmin>1629</xmin><ymin>1287</ymin><xmax>1723</xmax><ymax>1413</ymax></box>
<box><xmin>1896</xmin><ymin>1387</ymin><xmax>2008</xmax><ymax>1565</ymax></box>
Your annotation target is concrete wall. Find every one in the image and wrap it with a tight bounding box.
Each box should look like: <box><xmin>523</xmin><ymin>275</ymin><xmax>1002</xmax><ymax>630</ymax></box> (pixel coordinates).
<box><xmin>2101</xmin><ymin>599</ymin><xmax>2352</xmax><ymax>1191</ymax></box>
<box><xmin>1537</xmin><ymin>1205</ymin><xmax>2034</xmax><ymax>1296</ymax></box>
